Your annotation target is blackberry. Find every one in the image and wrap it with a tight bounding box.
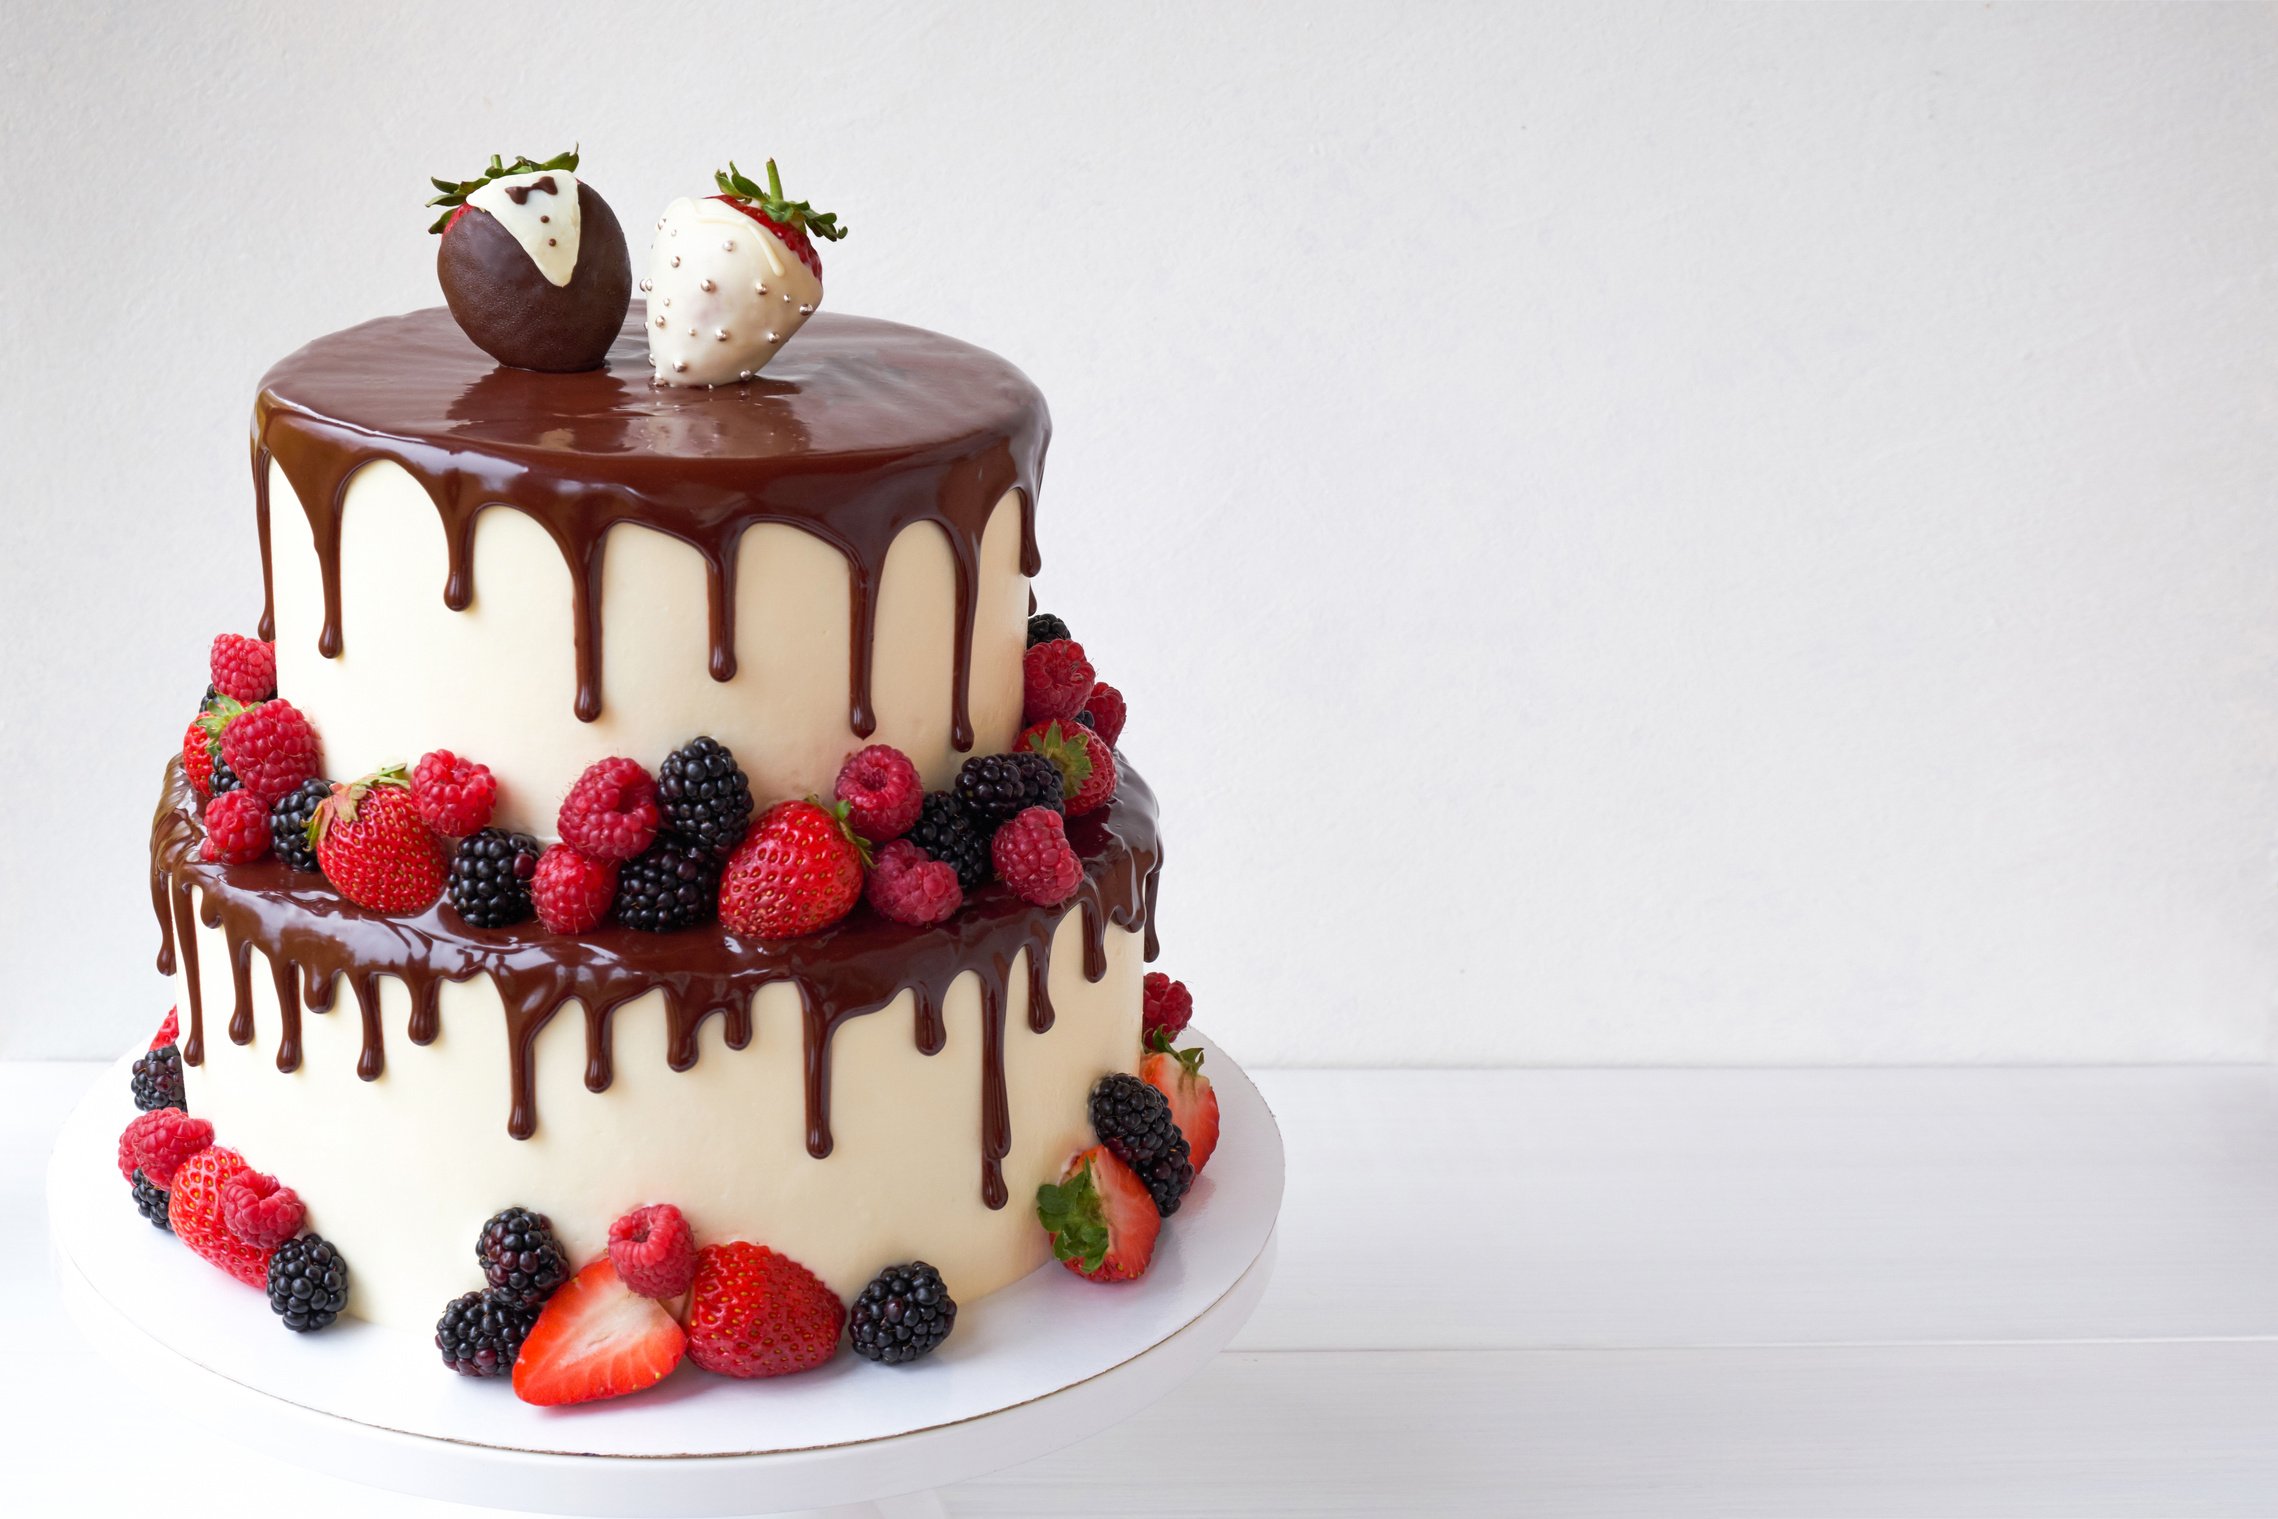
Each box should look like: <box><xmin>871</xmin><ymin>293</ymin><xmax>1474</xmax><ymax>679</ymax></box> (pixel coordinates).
<box><xmin>955</xmin><ymin>753</ymin><xmax>1063</xmax><ymax>832</ymax></box>
<box><xmin>208</xmin><ymin>750</ymin><xmax>242</xmax><ymax>797</ymax></box>
<box><xmin>434</xmin><ymin>1287</ymin><xmax>538</xmax><ymax>1377</ymax></box>
<box><xmin>130</xmin><ymin>1170</ymin><xmax>173</xmax><ymax>1232</ymax></box>
<box><xmin>476</xmin><ymin>1206</ymin><xmax>568</xmax><ymax>1307</ymax></box>
<box><xmin>1089</xmin><ymin>1072</ymin><xmax>1194</xmax><ymax>1218</ymax></box>
<box><xmin>448</xmin><ymin>828</ymin><xmax>542</xmax><ymax>928</ymax></box>
<box><xmin>656</xmin><ymin>736</ymin><xmax>754</xmax><ymax>861</ymax></box>
<box><xmin>614</xmin><ymin>837</ymin><xmax>721</xmax><ymax>932</ymax></box>
<box><xmin>1027</xmin><ymin>612</ymin><xmax>1071</xmax><ymax>647</ymax></box>
<box><xmin>906</xmin><ymin>792</ymin><xmax>991</xmax><ymax>891</ymax></box>
<box><xmin>269</xmin><ymin>777</ymin><xmax>332</xmax><ymax>873</ymax></box>
<box><xmin>267</xmin><ymin>1233</ymin><xmax>351</xmax><ymax>1332</ymax></box>
<box><xmin>131</xmin><ymin>1043</ymin><xmax>185</xmax><ymax>1112</ymax></box>
<box><xmin>847</xmin><ymin>1261</ymin><xmax>957</xmax><ymax>1365</ymax></box>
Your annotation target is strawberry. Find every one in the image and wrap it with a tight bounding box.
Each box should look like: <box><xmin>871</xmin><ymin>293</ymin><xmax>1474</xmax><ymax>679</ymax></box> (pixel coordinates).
<box><xmin>181</xmin><ymin>717</ymin><xmax>219</xmax><ymax>798</ymax></box>
<box><xmin>1142</xmin><ymin>1038</ymin><xmax>1221</xmax><ymax>1175</ymax></box>
<box><xmin>169</xmin><ymin>1147</ymin><xmax>278</xmax><ymax>1288</ymax></box>
<box><xmin>1018</xmin><ymin>718</ymin><xmax>1118</xmax><ymax>816</ymax></box>
<box><xmin>717</xmin><ymin>799</ymin><xmax>865</xmax><ymax>939</ymax></box>
<box><xmin>151</xmin><ymin>1006</ymin><xmax>179</xmax><ymax>1050</ymax></box>
<box><xmin>1036</xmin><ymin>1145</ymin><xmax>1160</xmax><ymax>1283</ymax></box>
<box><xmin>683</xmin><ymin>1242</ymin><xmax>845</xmax><ymax>1379</ymax></box>
<box><xmin>426</xmin><ymin>149</ymin><xmax>632</xmax><ymax>373</ymax></box>
<box><xmin>711</xmin><ymin>159</ymin><xmax>842</xmax><ymax>278</ymax></box>
<box><xmin>645</xmin><ymin>160</ymin><xmax>843</xmax><ymax>386</ymax></box>
<box><xmin>512</xmin><ymin>1258</ymin><xmax>687</xmax><ymax>1407</ymax></box>
<box><xmin>314</xmin><ymin>768</ymin><xmax>447</xmax><ymax>914</ymax></box>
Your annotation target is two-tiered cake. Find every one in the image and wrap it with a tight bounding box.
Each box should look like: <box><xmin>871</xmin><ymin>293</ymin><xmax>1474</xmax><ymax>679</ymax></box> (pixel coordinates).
<box><xmin>117</xmin><ymin>153</ymin><xmax>1220</xmax><ymax>1405</ymax></box>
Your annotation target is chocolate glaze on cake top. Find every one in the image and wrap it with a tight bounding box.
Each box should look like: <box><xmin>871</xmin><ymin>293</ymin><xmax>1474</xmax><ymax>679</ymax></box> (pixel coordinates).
<box><xmin>251</xmin><ymin>307</ymin><xmax>1051</xmax><ymax>739</ymax></box>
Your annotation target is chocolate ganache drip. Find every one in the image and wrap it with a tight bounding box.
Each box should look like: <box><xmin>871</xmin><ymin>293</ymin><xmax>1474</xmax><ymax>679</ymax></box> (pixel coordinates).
<box><xmin>150</xmin><ymin>761</ymin><xmax>1159</xmax><ymax>1209</ymax></box>
<box><xmin>249</xmin><ymin>308</ymin><xmax>1049</xmax><ymax>738</ymax></box>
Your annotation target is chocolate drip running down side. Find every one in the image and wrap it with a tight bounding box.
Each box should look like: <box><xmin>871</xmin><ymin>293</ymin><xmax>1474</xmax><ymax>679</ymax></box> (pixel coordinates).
<box><xmin>150</xmin><ymin>760</ymin><xmax>1159</xmax><ymax>1210</ymax></box>
<box><xmin>250</xmin><ymin>308</ymin><xmax>1049</xmax><ymax>735</ymax></box>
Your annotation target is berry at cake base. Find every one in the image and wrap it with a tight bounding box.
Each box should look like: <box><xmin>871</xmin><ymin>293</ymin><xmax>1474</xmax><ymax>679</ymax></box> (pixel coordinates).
<box><xmin>124</xmin><ymin>150</ymin><xmax>1226</xmax><ymax>1407</ymax></box>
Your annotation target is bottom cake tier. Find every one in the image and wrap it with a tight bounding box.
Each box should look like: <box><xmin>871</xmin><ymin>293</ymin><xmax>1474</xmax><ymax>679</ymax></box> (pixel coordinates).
<box><xmin>148</xmin><ymin>762</ymin><xmax>1161</xmax><ymax>1329</ymax></box>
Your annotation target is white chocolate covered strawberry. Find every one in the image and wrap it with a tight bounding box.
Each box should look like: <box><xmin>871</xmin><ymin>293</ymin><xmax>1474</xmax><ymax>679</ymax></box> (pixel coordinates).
<box><xmin>644</xmin><ymin>160</ymin><xmax>844</xmax><ymax>386</ymax></box>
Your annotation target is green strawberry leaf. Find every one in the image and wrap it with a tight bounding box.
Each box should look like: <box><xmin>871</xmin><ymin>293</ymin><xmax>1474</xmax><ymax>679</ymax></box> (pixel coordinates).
<box><xmin>1021</xmin><ymin>721</ymin><xmax>1094</xmax><ymax>798</ymax></box>
<box><xmin>425</xmin><ymin>147</ymin><xmax>580</xmax><ymax>233</ymax></box>
<box><xmin>714</xmin><ymin>158</ymin><xmax>848</xmax><ymax>243</ymax></box>
<box><xmin>1035</xmin><ymin>1160</ymin><xmax>1109</xmax><ymax>1272</ymax></box>
<box><xmin>1146</xmin><ymin>1028</ymin><xmax>1206</xmax><ymax>1075</ymax></box>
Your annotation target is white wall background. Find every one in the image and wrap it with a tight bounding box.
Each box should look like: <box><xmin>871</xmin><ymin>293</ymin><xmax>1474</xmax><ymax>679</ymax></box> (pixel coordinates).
<box><xmin>3</xmin><ymin>2</ymin><xmax>2275</xmax><ymax>1065</ymax></box>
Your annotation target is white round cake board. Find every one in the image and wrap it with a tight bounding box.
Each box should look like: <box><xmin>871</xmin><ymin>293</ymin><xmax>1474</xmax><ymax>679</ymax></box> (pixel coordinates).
<box><xmin>48</xmin><ymin>1032</ymin><xmax>1283</xmax><ymax>1518</ymax></box>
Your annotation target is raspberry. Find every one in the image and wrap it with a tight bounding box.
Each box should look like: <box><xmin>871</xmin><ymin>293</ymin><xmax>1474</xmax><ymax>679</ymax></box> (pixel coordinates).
<box><xmin>1022</xmin><ymin>639</ymin><xmax>1096</xmax><ymax>725</ymax></box>
<box><xmin>992</xmin><ymin>806</ymin><xmax>1084</xmax><ymax>906</ymax></box>
<box><xmin>411</xmin><ymin>749</ymin><xmax>497</xmax><ymax>837</ymax></box>
<box><xmin>1142</xmin><ymin>972</ymin><xmax>1194</xmax><ymax>1043</ymax></box>
<box><xmin>122</xmin><ymin>1108</ymin><xmax>214</xmax><ymax>1190</ymax></box>
<box><xmin>1018</xmin><ymin>718</ymin><xmax>1118</xmax><ymax>816</ymax></box>
<box><xmin>1026</xmin><ymin>611</ymin><xmax>1072</xmax><ymax>648</ymax></box>
<box><xmin>221</xmin><ymin>1169</ymin><xmax>306</xmax><ymax>1249</ymax></box>
<box><xmin>606</xmin><ymin>1203</ymin><xmax>698</xmax><ymax>1299</ymax></box>
<box><xmin>865</xmin><ymin>838</ymin><xmax>964</xmax><ymax>927</ymax></box>
<box><xmin>200</xmin><ymin>789</ymin><xmax>271</xmax><ymax>863</ymax></box>
<box><xmin>1079</xmin><ymin>681</ymin><xmax>1126</xmax><ymax>747</ymax></box>
<box><xmin>557</xmin><ymin>757</ymin><xmax>659</xmax><ymax>860</ymax></box>
<box><xmin>531</xmin><ymin>845</ymin><xmax>618</xmax><ymax>933</ymax></box>
<box><xmin>209</xmin><ymin>633</ymin><xmax>277</xmax><ymax>703</ymax></box>
<box><xmin>835</xmin><ymin>744</ymin><xmax>924</xmax><ymax>841</ymax></box>
<box><xmin>219</xmin><ymin>699</ymin><xmax>323</xmax><ymax>806</ymax></box>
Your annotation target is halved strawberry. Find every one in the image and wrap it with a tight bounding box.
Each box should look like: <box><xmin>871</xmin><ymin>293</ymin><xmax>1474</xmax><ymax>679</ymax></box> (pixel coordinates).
<box><xmin>1142</xmin><ymin>1038</ymin><xmax>1221</xmax><ymax>1175</ymax></box>
<box><xmin>512</xmin><ymin>1258</ymin><xmax>687</xmax><ymax>1407</ymax></box>
<box><xmin>1037</xmin><ymin>1145</ymin><xmax>1160</xmax><ymax>1283</ymax></box>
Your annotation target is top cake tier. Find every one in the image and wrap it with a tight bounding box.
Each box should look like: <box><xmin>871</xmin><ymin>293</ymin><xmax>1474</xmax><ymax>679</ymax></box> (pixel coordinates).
<box><xmin>252</xmin><ymin>308</ymin><xmax>1049</xmax><ymax>836</ymax></box>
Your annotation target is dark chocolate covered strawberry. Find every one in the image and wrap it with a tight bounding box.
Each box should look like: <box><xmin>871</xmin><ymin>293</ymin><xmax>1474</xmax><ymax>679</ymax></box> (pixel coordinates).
<box><xmin>428</xmin><ymin>149</ymin><xmax>632</xmax><ymax>371</ymax></box>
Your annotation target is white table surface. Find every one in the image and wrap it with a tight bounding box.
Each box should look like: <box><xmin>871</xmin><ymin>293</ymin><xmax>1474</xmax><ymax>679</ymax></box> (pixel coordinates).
<box><xmin>8</xmin><ymin>1060</ymin><xmax>2278</xmax><ymax>1515</ymax></box>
